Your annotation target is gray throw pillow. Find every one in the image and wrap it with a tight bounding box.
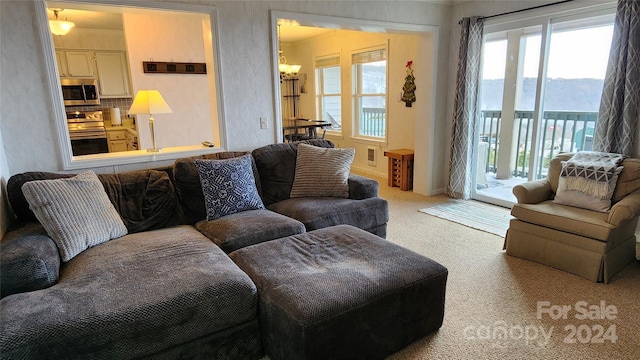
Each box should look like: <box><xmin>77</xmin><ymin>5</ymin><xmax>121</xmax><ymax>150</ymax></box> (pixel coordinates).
<box><xmin>21</xmin><ymin>171</ymin><xmax>128</xmax><ymax>262</ymax></box>
<box><xmin>290</xmin><ymin>143</ymin><xmax>355</xmax><ymax>198</ymax></box>
<box><xmin>194</xmin><ymin>155</ymin><xmax>265</xmax><ymax>220</ymax></box>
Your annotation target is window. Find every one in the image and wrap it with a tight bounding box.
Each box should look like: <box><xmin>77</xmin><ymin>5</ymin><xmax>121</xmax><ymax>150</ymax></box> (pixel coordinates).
<box><xmin>315</xmin><ymin>55</ymin><xmax>341</xmax><ymax>131</ymax></box>
<box><xmin>474</xmin><ymin>8</ymin><xmax>614</xmax><ymax>207</ymax></box>
<box><xmin>352</xmin><ymin>47</ymin><xmax>387</xmax><ymax>138</ymax></box>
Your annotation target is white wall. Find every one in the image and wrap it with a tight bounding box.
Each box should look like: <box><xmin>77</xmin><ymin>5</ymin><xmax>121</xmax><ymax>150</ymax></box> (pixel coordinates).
<box><xmin>0</xmin><ymin>0</ymin><xmax>12</xmax><ymax>233</ymax></box>
<box><xmin>123</xmin><ymin>11</ymin><xmax>216</xmax><ymax>149</ymax></box>
<box><xmin>0</xmin><ymin>0</ymin><xmax>452</xmax><ymax>232</ymax></box>
<box><xmin>52</xmin><ymin>28</ymin><xmax>126</xmax><ymax>50</ymax></box>
<box><xmin>0</xmin><ymin>121</ymin><xmax>11</xmax><ymax>236</ymax></box>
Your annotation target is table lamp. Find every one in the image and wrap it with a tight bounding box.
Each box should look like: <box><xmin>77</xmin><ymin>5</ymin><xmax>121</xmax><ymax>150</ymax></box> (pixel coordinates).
<box><xmin>128</xmin><ymin>90</ymin><xmax>172</xmax><ymax>152</ymax></box>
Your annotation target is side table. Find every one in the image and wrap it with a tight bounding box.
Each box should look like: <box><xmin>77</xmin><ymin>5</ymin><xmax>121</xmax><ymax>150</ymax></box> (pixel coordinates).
<box><xmin>384</xmin><ymin>149</ymin><xmax>414</xmax><ymax>191</ymax></box>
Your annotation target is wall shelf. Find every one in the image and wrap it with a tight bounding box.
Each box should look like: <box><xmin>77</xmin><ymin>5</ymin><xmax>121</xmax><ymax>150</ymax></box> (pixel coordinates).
<box><xmin>143</xmin><ymin>61</ymin><xmax>206</xmax><ymax>74</ymax></box>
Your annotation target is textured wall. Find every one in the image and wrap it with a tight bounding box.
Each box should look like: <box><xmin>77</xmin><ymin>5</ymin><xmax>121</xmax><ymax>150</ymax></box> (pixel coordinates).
<box><xmin>0</xmin><ymin>0</ymin><xmax>452</xmax><ymax>228</ymax></box>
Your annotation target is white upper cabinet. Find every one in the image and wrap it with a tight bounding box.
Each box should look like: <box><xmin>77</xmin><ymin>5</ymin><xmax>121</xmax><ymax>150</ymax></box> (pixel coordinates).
<box><xmin>59</xmin><ymin>50</ymin><xmax>95</xmax><ymax>77</ymax></box>
<box><xmin>95</xmin><ymin>51</ymin><xmax>131</xmax><ymax>98</ymax></box>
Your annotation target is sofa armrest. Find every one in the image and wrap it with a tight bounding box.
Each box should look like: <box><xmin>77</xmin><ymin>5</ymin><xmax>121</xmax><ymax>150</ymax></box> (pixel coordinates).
<box><xmin>0</xmin><ymin>222</ymin><xmax>60</xmax><ymax>298</ymax></box>
<box><xmin>512</xmin><ymin>179</ymin><xmax>552</xmax><ymax>204</ymax></box>
<box><xmin>608</xmin><ymin>190</ymin><xmax>640</xmax><ymax>226</ymax></box>
<box><xmin>348</xmin><ymin>174</ymin><xmax>379</xmax><ymax>199</ymax></box>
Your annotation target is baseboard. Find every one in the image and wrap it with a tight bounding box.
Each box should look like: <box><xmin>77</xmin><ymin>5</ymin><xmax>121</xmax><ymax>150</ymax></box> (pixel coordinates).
<box><xmin>351</xmin><ymin>165</ymin><xmax>387</xmax><ymax>180</ymax></box>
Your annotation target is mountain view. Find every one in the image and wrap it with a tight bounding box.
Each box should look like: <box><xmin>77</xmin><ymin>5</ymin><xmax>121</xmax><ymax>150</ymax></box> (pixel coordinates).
<box><xmin>481</xmin><ymin>78</ymin><xmax>604</xmax><ymax>112</ymax></box>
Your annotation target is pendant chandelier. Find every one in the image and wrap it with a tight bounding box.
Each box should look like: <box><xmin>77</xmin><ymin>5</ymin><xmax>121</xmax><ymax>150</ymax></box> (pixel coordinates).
<box><xmin>49</xmin><ymin>9</ymin><xmax>75</xmax><ymax>36</ymax></box>
<box><xmin>278</xmin><ymin>25</ymin><xmax>301</xmax><ymax>76</ymax></box>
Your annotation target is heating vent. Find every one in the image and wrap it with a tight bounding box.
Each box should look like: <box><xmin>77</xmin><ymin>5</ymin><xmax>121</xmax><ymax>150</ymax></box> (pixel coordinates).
<box><xmin>367</xmin><ymin>147</ymin><xmax>377</xmax><ymax>166</ymax></box>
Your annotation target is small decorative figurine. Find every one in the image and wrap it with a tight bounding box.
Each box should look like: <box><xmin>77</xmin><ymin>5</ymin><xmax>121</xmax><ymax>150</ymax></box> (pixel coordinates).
<box><xmin>402</xmin><ymin>61</ymin><xmax>416</xmax><ymax>107</ymax></box>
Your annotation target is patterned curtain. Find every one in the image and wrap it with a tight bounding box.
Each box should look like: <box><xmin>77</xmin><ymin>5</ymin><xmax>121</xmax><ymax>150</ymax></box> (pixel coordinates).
<box><xmin>593</xmin><ymin>0</ymin><xmax>640</xmax><ymax>156</ymax></box>
<box><xmin>447</xmin><ymin>17</ymin><xmax>484</xmax><ymax>199</ymax></box>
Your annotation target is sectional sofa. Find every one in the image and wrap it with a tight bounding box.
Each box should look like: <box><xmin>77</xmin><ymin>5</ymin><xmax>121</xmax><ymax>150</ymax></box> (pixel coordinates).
<box><xmin>0</xmin><ymin>139</ymin><xmax>448</xmax><ymax>359</ymax></box>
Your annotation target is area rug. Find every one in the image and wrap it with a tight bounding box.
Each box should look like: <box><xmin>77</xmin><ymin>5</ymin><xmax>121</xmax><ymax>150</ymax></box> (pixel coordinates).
<box><xmin>419</xmin><ymin>199</ymin><xmax>513</xmax><ymax>237</ymax></box>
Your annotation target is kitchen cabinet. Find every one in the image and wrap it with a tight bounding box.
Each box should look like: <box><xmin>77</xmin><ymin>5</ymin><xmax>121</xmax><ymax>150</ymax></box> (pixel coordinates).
<box><xmin>107</xmin><ymin>130</ymin><xmax>127</xmax><ymax>152</ymax></box>
<box><xmin>95</xmin><ymin>51</ymin><xmax>131</xmax><ymax>98</ymax></box>
<box><xmin>125</xmin><ymin>129</ymin><xmax>138</xmax><ymax>151</ymax></box>
<box><xmin>56</xmin><ymin>50</ymin><xmax>94</xmax><ymax>78</ymax></box>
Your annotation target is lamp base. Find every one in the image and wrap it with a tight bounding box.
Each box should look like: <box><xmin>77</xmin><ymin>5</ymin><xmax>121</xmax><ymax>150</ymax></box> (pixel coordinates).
<box><xmin>147</xmin><ymin>148</ymin><xmax>162</xmax><ymax>153</ymax></box>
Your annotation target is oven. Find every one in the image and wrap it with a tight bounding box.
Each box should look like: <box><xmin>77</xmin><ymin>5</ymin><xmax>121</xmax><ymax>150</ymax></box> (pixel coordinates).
<box><xmin>67</xmin><ymin>111</ymin><xmax>109</xmax><ymax>156</ymax></box>
<box><xmin>70</xmin><ymin>138</ymin><xmax>108</xmax><ymax>156</ymax></box>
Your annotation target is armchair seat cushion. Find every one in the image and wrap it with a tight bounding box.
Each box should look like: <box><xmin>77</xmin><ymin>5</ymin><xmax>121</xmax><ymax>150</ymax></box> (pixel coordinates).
<box><xmin>507</xmin><ymin>219</ymin><xmax>609</xmax><ymax>254</ymax></box>
<box><xmin>511</xmin><ymin>200</ymin><xmax>612</xmax><ymax>241</ymax></box>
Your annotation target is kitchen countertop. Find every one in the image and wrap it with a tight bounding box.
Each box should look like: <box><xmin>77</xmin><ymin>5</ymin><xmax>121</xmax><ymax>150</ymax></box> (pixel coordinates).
<box><xmin>105</xmin><ymin>124</ymin><xmax>137</xmax><ymax>136</ymax></box>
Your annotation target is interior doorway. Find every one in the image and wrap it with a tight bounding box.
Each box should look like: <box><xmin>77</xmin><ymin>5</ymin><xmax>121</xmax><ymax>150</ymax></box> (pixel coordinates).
<box><xmin>271</xmin><ymin>12</ymin><xmax>440</xmax><ymax>196</ymax></box>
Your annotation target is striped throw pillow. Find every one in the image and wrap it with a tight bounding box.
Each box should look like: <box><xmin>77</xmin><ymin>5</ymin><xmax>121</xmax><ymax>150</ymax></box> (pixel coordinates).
<box><xmin>290</xmin><ymin>143</ymin><xmax>355</xmax><ymax>198</ymax></box>
<box><xmin>21</xmin><ymin>171</ymin><xmax>127</xmax><ymax>262</ymax></box>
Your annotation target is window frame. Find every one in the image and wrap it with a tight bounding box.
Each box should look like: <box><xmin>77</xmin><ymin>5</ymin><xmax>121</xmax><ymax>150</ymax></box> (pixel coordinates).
<box><xmin>351</xmin><ymin>45</ymin><xmax>388</xmax><ymax>141</ymax></box>
<box><xmin>315</xmin><ymin>54</ymin><xmax>342</xmax><ymax>133</ymax></box>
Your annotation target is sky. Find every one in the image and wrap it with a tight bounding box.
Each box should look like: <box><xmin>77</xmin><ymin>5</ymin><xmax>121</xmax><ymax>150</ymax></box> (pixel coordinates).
<box><xmin>483</xmin><ymin>25</ymin><xmax>614</xmax><ymax>80</ymax></box>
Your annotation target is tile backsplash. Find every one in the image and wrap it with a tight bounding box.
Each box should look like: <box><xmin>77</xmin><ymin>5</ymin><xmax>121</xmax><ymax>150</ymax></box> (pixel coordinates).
<box><xmin>65</xmin><ymin>98</ymin><xmax>133</xmax><ymax>122</ymax></box>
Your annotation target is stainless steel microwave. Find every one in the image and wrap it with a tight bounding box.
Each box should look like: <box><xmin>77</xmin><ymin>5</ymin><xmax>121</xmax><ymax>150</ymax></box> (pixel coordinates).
<box><xmin>61</xmin><ymin>78</ymin><xmax>100</xmax><ymax>106</ymax></box>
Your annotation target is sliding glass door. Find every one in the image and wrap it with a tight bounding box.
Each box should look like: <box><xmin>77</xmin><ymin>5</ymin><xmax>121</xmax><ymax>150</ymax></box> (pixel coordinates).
<box><xmin>473</xmin><ymin>8</ymin><xmax>614</xmax><ymax>207</ymax></box>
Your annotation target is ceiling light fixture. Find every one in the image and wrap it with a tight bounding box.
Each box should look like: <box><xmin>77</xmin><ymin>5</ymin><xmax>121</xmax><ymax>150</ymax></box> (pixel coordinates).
<box><xmin>49</xmin><ymin>9</ymin><xmax>75</xmax><ymax>36</ymax></box>
<box><xmin>278</xmin><ymin>24</ymin><xmax>301</xmax><ymax>77</ymax></box>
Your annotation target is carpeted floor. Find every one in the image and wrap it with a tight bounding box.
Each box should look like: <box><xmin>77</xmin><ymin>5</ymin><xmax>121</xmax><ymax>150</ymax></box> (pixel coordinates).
<box><xmin>375</xmin><ymin>183</ymin><xmax>640</xmax><ymax>360</ymax></box>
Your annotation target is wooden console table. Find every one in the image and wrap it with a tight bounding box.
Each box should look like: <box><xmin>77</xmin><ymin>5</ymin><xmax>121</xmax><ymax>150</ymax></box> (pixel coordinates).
<box><xmin>384</xmin><ymin>149</ymin><xmax>414</xmax><ymax>191</ymax></box>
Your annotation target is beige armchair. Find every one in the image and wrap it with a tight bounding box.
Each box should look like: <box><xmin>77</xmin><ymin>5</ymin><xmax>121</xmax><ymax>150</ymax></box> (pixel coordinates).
<box><xmin>504</xmin><ymin>153</ymin><xmax>640</xmax><ymax>283</ymax></box>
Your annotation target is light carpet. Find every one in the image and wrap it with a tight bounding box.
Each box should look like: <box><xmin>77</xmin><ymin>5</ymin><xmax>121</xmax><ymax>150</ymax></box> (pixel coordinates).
<box><xmin>370</xmin><ymin>181</ymin><xmax>640</xmax><ymax>360</ymax></box>
<box><xmin>419</xmin><ymin>199</ymin><xmax>513</xmax><ymax>237</ymax></box>
<box><xmin>259</xmin><ymin>176</ymin><xmax>640</xmax><ymax>360</ymax></box>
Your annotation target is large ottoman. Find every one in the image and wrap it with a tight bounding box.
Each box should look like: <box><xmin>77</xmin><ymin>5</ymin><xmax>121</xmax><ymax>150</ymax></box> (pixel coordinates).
<box><xmin>229</xmin><ymin>224</ymin><xmax>448</xmax><ymax>360</ymax></box>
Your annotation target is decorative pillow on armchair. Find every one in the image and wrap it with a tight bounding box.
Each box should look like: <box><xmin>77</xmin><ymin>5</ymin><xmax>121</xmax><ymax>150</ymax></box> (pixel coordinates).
<box><xmin>290</xmin><ymin>143</ymin><xmax>355</xmax><ymax>198</ymax></box>
<box><xmin>554</xmin><ymin>151</ymin><xmax>625</xmax><ymax>212</ymax></box>
<box><xmin>21</xmin><ymin>171</ymin><xmax>128</xmax><ymax>262</ymax></box>
<box><xmin>194</xmin><ymin>155</ymin><xmax>265</xmax><ymax>220</ymax></box>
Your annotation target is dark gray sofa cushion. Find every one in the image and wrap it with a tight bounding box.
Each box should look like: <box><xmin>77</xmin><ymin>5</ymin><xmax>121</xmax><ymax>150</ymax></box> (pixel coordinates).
<box><xmin>7</xmin><ymin>170</ymin><xmax>181</xmax><ymax>233</ymax></box>
<box><xmin>230</xmin><ymin>225</ymin><xmax>448</xmax><ymax>360</ymax></box>
<box><xmin>99</xmin><ymin>170</ymin><xmax>183</xmax><ymax>233</ymax></box>
<box><xmin>348</xmin><ymin>174</ymin><xmax>380</xmax><ymax>199</ymax></box>
<box><xmin>173</xmin><ymin>152</ymin><xmax>259</xmax><ymax>225</ymax></box>
<box><xmin>196</xmin><ymin>209</ymin><xmax>305</xmax><ymax>253</ymax></box>
<box><xmin>0</xmin><ymin>222</ymin><xmax>60</xmax><ymax>298</ymax></box>
<box><xmin>0</xmin><ymin>226</ymin><xmax>258</xmax><ymax>360</ymax></box>
<box><xmin>7</xmin><ymin>172</ymin><xmax>74</xmax><ymax>222</ymax></box>
<box><xmin>251</xmin><ymin>139</ymin><xmax>334</xmax><ymax>206</ymax></box>
<box><xmin>268</xmin><ymin>196</ymin><xmax>389</xmax><ymax>235</ymax></box>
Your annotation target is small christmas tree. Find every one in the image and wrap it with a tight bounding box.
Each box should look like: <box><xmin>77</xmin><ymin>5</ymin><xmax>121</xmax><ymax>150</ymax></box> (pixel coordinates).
<box><xmin>401</xmin><ymin>61</ymin><xmax>416</xmax><ymax>107</ymax></box>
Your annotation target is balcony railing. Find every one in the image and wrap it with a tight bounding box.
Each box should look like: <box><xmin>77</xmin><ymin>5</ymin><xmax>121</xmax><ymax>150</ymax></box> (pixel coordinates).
<box><xmin>360</xmin><ymin>107</ymin><xmax>385</xmax><ymax>137</ymax></box>
<box><xmin>479</xmin><ymin>110</ymin><xmax>598</xmax><ymax>179</ymax></box>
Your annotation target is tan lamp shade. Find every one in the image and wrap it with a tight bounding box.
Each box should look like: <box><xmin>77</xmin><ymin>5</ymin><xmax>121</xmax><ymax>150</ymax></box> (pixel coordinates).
<box><xmin>128</xmin><ymin>90</ymin><xmax>173</xmax><ymax>115</ymax></box>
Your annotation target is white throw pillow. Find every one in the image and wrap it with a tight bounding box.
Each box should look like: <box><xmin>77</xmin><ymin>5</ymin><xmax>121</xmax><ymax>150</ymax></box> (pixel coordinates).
<box><xmin>290</xmin><ymin>143</ymin><xmax>355</xmax><ymax>198</ymax></box>
<box><xmin>22</xmin><ymin>171</ymin><xmax>127</xmax><ymax>261</ymax></box>
<box><xmin>554</xmin><ymin>158</ymin><xmax>624</xmax><ymax>212</ymax></box>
